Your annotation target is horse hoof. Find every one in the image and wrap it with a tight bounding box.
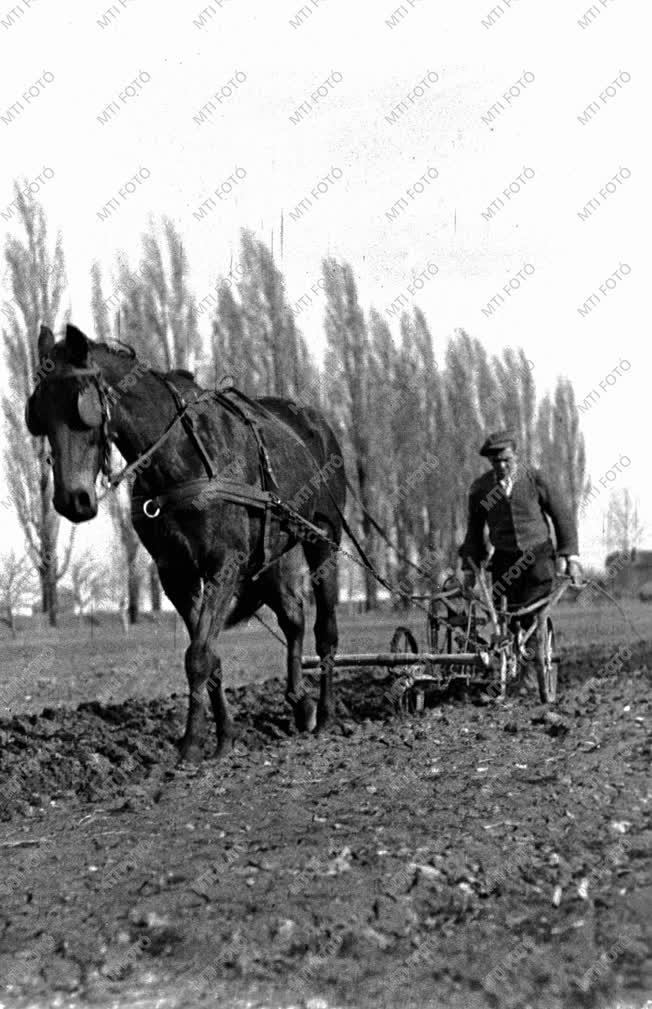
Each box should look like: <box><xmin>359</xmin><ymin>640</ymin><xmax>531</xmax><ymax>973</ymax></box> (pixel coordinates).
<box><xmin>316</xmin><ymin>705</ymin><xmax>334</xmax><ymax>730</ymax></box>
<box><xmin>176</xmin><ymin>739</ymin><xmax>203</xmax><ymax>765</ymax></box>
<box><xmin>214</xmin><ymin>733</ymin><xmax>238</xmax><ymax>758</ymax></box>
<box><xmin>293</xmin><ymin>696</ymin><xmax>317</xmax><ymax>733</ymax></box>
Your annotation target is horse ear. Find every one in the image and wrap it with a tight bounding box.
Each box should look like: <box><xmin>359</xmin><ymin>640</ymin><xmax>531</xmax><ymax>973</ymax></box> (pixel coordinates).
<box><xmin>38</xmin><ymin>325</ymin><xmax>55</xmax><ymax>362</ymax></box>
<box><xmin>65</xmin><ymin>324</ymin><xmax>90</xmax><ymax>367</ymax></box>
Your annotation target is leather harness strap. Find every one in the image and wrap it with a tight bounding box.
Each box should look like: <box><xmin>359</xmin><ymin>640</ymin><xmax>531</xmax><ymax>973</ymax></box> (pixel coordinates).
<box><xmin>110</xmin><ymin>378</ymin><xmax>277</xmax><ymax>500</ymax></box>
<box><xmin>123</xmin><ymin>379</ymin><xmax>291</xmax><ymax>568</ymax></box>
<box><xmin>160</xmin><ymin>377</ymin><xmax>216</xmax><ymax>481</ymax></box>
<box><xmin>65</xmin><ymin>367</ymin><xmax>333</xmax><ymax>570</ymax></box>
<box><xmin>131</xmin><ymin>477</ymin><xmax>274</xmax><ymax>518</ymax></box>
<box><xmin>210</xmin><ymin>388</ymin><xmax>280</xmax><ymax>495</ymax></box>
<box><xmin>108</xmin><ymin>396</ymin><xmax>200</xmax><ymax>490</ymax></box>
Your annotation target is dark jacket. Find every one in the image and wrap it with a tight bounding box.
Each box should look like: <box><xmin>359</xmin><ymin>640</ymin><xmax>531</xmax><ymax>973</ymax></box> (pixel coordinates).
<box><xmin>459</xmin><ymin>466</ymin><xmax>578</xmax><ymax>568</ymax></box>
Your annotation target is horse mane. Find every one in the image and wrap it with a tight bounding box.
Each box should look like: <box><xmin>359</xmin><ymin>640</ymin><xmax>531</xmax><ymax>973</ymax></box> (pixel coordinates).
<box><xmin>95</xmin><ymin>338</ymin><xmax>139</xmax><ymax>360</ymax></box>
<box><xmin>92</xmin><ymin>340</ymin><xmax>196</xmax><ymax>384</ymax></box>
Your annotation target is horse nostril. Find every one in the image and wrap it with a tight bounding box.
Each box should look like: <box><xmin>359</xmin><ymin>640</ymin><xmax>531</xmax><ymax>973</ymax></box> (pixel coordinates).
<box><xmin>74</xmin><ymin>490</ymin><xmax>93</xmax><ymax>513</ymax></box>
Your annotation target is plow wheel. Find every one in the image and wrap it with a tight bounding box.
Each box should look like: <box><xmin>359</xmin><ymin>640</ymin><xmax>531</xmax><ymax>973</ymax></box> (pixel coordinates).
<box><xmin>389</xmin><ymin>625</ymin><xmax>424</xmax><ymax>714</ymax></box>
<box><xmin>389</xmin><ymin>625</ymin><xmax>418</xmax><ymax>655</ymax></box>
<box><xmin>536</xmin><ymin>616</ymin><xmax>559</xmax><ymax>704</ymax></box>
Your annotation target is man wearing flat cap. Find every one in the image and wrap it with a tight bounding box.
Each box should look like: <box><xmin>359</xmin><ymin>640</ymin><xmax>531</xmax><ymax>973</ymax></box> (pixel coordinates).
<box><xmin>459</xmin><ymin>429</ymin><xmax>581</xmax><ymax>605</ymax></box>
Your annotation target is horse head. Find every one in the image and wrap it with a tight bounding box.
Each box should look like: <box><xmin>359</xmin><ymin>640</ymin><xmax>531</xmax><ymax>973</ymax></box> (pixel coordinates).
<box><xmin>25</xmin><ymin>323</ymin><xmax>109</xmax><ymax>523</ymax></box>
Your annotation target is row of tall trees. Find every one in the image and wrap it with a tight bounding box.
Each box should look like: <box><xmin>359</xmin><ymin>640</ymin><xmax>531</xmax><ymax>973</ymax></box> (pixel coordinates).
<box><xmin>320</xmin><ymin>269</ymin><xmax>589</xmax><ymax>550</ymax></box>
<box><xmin>2</xmin><ymin>188</ymin><xmax>593</xmax><ymax>620</ymax></box>
<box><xmin>208</xmin><ymin>253</ymin><xmax>590</xmax><ymax>604</ymax></box>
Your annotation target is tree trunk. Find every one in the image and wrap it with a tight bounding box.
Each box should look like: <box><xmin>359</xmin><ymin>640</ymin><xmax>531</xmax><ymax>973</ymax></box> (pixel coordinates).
<box><xmin>449</xmin><ymin>504</ymin><xmax>458</xmax><ymax>572</ymax></box>
<box><xmin>7</xmin><ymin>606</ymin><xmax>16</xmax><ymax>638</ymax></box>
<box><xmin>356</xmin><ymin>465</ymin><xmax>378</xmax><ymax>612</ymax></box>
<box><xmin>128</xmin><ymin>566</ymin><xmax>141</xmax><ymax>624</ymax></box>
<box><xmin>39</xmin><ymin>468</ymin><xmax>60</xmax><ymax>626</ymax></box>
<box><xmin>149</xmin><ymin>562</ymin><xmax>162</xmax><ymax>612</ymax></box>
<box><xmin>359</xmin><ymin>516</ymin><xmax>379</xmax><ymax>611</ymax></box>
<box><xmin>119</xmin><ymin>596</ymin><xmax>129</xmax><ymax>634</ymax></box>
<box><xmin>40</xmin><ymin>560</ymin><xmax>58</xmax><ymax>627</ymax></box>
<box><xmin>47</xmin><ymin>566</ymin><xmax>58</xmax><ymax>626</ymax></box>
<box><xmin>394</xmin><ymin>521</ymin><xmax>412</xmax><ymax>611</ymax></box>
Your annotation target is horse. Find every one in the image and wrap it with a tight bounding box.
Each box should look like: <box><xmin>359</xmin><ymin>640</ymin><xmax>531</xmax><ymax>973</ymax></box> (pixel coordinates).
<box><xmin>25</xmin><ymin>323</ymin><xmax>346</xmax><ymax>762</ymax></box>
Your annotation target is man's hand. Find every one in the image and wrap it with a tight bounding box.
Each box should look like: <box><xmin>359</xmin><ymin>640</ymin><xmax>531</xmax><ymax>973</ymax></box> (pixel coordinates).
<box><xmin>568</xmin><ymin>558</ymin><xmax>583</xmax><ymax>586</ymax></box>
<box><xmin>557</xmin><ymin>555</ymin><xmax>583</xmax><ymax>586</ymax></box>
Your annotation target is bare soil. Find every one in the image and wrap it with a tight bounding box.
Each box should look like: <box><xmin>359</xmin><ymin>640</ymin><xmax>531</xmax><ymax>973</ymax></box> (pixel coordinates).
<box><xmin>0</xmin><ymin>630</ymin><xmax>650</xmax><ymax>1009</ymax></box>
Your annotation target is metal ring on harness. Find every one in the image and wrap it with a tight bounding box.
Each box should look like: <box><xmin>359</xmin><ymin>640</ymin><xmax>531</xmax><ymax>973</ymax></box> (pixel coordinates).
<box><xmin>143</xmin><ymin>499</ymin><xmax>161</xmax><ymax>519</ymax></box>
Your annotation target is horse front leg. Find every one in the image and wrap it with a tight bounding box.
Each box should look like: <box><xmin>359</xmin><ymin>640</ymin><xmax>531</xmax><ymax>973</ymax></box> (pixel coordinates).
<box><xmin>180</xmin><ymin>566</ymin><xmax>239</xmax><ymax>763</ymax></box>
<box><xmin>156</xmin><ymin>566</ymin><xmax>205</xmax><ymax>761</ymax></box>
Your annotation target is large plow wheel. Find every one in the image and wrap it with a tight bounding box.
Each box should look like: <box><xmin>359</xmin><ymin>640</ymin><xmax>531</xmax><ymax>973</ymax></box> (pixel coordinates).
<box><xmin>536</xmin><ymin>616</ymin><xmax>559</xmax><ymax>703</ymax></box>
<box><xmin>427</xmin><ymin>596</ymin><xmax>454</xmax><ymax>652</ymax></box>
<box><xmin>389</xmin><ymin>625</ymin><xmax>419</xmax><ymax>655</ymax></box>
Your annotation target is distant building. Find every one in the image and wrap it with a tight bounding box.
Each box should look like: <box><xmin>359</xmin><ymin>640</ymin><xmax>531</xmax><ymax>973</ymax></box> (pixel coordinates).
<box><xmin>605</xmin><ymin>548</ymin><xmax>652</xmax><ymax>597</ymax></box>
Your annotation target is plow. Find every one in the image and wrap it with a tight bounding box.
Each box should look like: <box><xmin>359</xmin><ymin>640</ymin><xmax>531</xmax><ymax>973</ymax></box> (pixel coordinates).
<box><xmin>303</xmin><ymin>574</ymin><xmax>573</xmax><ymax>710</ymax></box>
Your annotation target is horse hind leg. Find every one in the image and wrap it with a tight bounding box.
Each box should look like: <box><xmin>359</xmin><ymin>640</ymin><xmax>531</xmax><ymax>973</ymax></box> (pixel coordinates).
<box><xmin>259</xmin><ymin>550</ymin><xmax>317</xmax><ymax>733</ymax></box>
<box><xmin>303</xmin><ymin>534</ymin><xmax>339</xmax><ymax>728</ymax></box>
<box><xmin>158</xmin><ymin>560</ymin><xmax>242</xmax><ymax>762</ymax></box>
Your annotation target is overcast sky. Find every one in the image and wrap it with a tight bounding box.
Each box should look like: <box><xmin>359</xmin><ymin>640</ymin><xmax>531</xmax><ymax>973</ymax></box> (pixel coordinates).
<box><xmin>0</xmin><ymin>0</ymin><xmax>646</xmax><ymax>568</ymax></box>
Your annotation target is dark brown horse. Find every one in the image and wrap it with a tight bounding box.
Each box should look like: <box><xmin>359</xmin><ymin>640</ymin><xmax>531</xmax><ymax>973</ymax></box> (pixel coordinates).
<box><xmin>25</xmin><ymin>324</ymin><xmax>346</xmax><ymax>762</ymax></box>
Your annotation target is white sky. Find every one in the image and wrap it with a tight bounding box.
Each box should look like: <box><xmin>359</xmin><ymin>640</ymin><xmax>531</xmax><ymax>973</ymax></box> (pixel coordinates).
<box><xmin>0</xmin><ymin>0</ymin><xmax>647</xmax><ymax>568</ymax></box>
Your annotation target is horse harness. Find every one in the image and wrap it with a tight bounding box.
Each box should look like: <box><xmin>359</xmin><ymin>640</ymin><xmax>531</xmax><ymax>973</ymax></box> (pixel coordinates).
<box><xmin>56</xmin><ymin>363</ymin><xmax>333</xmax><ymax>571</ymax></box>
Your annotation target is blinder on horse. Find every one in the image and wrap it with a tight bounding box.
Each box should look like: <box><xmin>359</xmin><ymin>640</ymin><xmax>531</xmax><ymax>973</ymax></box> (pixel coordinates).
<box><xmin>24</xmin><ymin>373</ymin><xmax>105</xmax><ymax>434</ymax></box>
<box><xmin>71</xmin><ymin>372</ymin><xmax>113</xmax><ymax>481</ymax></box>
<box><xmin>24</xmin><ymin>367</ymin><xmax>113</xmax><ymax>484</ymax></box>
<box><xmin>24</xmin><ymin>395</ymin><xmax>46</xmax><ymax>437</ymax></box>
<box><xmin>76</xmin><ymin>383</ymin><xmax>103</xmax><ymax>429</ymax></box>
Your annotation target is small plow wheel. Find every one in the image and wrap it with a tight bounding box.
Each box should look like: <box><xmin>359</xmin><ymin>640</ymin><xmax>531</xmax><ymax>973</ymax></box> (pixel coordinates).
<box><xmin>389</xmin><ymin>625</ymin><xmax>423</xmax><ymax>714</ymax></box>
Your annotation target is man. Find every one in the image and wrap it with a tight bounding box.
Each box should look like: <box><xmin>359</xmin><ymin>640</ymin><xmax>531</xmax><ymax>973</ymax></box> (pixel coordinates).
<box><xmin>459</xmin><ymin>430</ymin><xmax>581</xmax><ymax>606</ymax></box>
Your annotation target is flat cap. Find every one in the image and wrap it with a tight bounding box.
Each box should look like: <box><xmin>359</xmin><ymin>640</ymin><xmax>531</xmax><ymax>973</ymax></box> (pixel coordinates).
<box><xmin>479</xmin><ymin>429</ymin><xmax>517</xmax><ymax>457</ymax></box>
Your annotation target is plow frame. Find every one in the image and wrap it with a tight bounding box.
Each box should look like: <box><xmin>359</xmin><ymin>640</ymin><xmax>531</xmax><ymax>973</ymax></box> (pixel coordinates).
<box><xmin>302</xmin><ymin>576</ymin><xmax>571</xmax><ymax>709</ymax></box>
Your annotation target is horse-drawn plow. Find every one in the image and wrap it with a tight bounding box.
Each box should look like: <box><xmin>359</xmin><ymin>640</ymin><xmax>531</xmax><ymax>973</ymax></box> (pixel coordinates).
<box><xmin>303</xmin><ymin>575</ymin><xmax>572</xmax><ymax>709</ymax></box>
<box><xmin>12</xmin><ymin>326</ymin><xmax>649</xmax><ymax>1007</ymax></box>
